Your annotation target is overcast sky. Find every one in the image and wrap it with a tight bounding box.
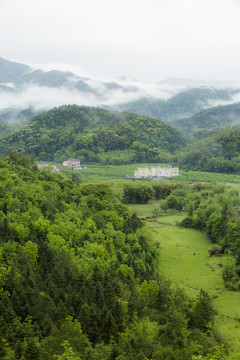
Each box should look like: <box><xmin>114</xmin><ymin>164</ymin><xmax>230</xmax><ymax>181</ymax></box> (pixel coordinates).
<box><xmin>1</xmin><ymin>0</ymin><xmax>240</xmax><ymax>82</ymax></box>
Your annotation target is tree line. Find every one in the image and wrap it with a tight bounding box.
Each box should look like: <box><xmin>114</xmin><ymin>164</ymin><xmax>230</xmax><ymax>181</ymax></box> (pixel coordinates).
<box><xmin>0</xmin><ymin>152</ymin><xmax>224</xmax><ymax>359</ymax></box>
<box><xmin>123</xmin><ymin>181</ymin><xmax>240</xmax><ymax>292</ymax></box>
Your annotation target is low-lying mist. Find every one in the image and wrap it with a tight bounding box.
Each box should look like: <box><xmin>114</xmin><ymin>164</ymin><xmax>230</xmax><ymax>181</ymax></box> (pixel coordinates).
<box><xmin>1</xmin><ymin>57</ymin><xmax>240</xmax><ymax>125</ymax></box>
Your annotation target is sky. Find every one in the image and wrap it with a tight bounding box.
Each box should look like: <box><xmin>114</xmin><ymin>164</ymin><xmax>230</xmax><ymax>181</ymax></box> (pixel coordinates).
<box><xmin>1</xmin><ymin>0</ymin><xmax>240</xmax><ymax>82</ymax></box>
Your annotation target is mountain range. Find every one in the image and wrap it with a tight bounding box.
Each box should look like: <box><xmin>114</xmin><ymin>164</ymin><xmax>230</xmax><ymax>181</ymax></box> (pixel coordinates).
<box><xmin>1</xmin><ymin>57</ymin><xmax>240</xmax><ymax>130</ymax></box>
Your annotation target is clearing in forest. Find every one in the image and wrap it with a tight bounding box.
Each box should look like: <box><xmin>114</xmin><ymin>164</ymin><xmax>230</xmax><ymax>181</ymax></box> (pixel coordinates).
<box><xmin>127</xmin><ymin>204</ymin><xmax>240</xmax><ymax>357</ymax></box>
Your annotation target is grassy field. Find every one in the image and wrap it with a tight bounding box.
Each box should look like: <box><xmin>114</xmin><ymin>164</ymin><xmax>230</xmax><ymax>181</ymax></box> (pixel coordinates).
<box><xmin>53</xmin><ymin>162</ymin><xmax>240</xmax><ymax>355</ymax></box>
<box><xmin>56</xmin><ymin>163</ymin><xmax>240</xmax><ymax>187</ymax></box>
<box><xmin>127</xmin><ymin>203</ymin><xmax>240</xmax><ymax>358</ymax></box>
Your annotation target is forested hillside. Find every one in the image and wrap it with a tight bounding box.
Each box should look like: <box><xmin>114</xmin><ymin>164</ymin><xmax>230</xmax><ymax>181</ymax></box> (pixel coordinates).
<box><xmin>123</xmin><ymin>181</ymin><xmax>240</xmax><ymax>291</ymax></box>
<box><xmin>179</xmin><ymin>127</ymin><xmax>240</xmax><ymax>173</ymax></box>
<box><xmin>0</xmin><ymin>105</ymin><xmax>186</xmax><ymax>164</ymax></box>
<box><xmin>116</xmin><ymin>88</ymin><xmax>240</xmax><ymax>122</ymax></box>
<box><xmin>0</xmin><ymin>152</ymin><xmax>222</xmax><ymax>359</ymax></box>
<box><xmin>173</xmin><ymin>102</ymin><xmax>240</xmax><ymax>136</ymax></box>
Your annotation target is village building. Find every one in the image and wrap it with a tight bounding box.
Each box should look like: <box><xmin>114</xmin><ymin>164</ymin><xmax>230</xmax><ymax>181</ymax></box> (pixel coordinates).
<box><xmin>62</xmin><ymin>159</ymin><xmax>86</xmax><ymax>170</ymax></box>
<box><xmin>134</xmin><ymin>166</ymin><xmax>179</xmax><ymax>179</ymax></box>
<box><xmin>134</xmin><ymin>167</ymin><xmax>150</xmax><ymax>178</ymax></box>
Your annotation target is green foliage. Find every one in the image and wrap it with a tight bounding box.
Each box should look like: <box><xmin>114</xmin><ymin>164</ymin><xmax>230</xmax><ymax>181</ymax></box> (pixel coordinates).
<box><xmin>208</xmin><ymin>245</ymin><xmax>222</xmax><ymax>256</ymax></box>
<box><xmin>0</xmin><ymin>154</ymin><xmax>223</xmax><ymax>359</ymax></box>
<box><xmin>0</xmin><ymin>105</ymin><xmax>186</xmax><ymax>164</ymax></box>
<box><xmin>156</xmin><ymin>181</ymin><xmax>240</xmax><ymax>292</ymax></box>
<box><xmin>117</xmin><ymin>88</ymin><xmax>238</xmax><ymax>123</ymax></box>
<box><xmin>205</xmin><ymin>344</ymin><xmax>228</xmax><ymax>360</ymax></box>
<box><xmin>123</xmin><ymin>184</ymin><xmax>156</xmax><ymax>204</ymax></box>
<box><xmin>189</xmin><ymin>289</ymin><xmax>216</xmax><ymax>331</ymax></box>
<box><xmin>221</xmin><ymin>257</ymin><xmax>240</xmax><ymax>291</ymax></box>
<box><xmin>180</xmin><ymin>127</ymin><xmax>240</xmax><ymax>174</ymax></box>
<box><xmin>123</xmin><ymin>182</ymin><xmax>186</xmax><ymax>205</ymax></box>
<box><xmin>53</xmin><ymin>341</ymin><xmax>82</xmax><ymax>360</ymax></box>
<box><xmin>174</xmin><ymin>102</ymin><xmax>240</xmax><ymax>135</ymax></box>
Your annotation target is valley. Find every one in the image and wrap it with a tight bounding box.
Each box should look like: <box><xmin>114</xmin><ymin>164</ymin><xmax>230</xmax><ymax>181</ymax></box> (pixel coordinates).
<box><xmin>1</xmin><ymin>58</ymin><xmax>240</xmax><ymax>359</ymax></box>
<box><xmin>2</xmin><ymin>0</ymin><xmax>240</xmax><ymax>358</ymax></box>
<box><xmin>127</xmin><ymin>205</ymin><xmax>240</xmax><ymax>357</ymax></box>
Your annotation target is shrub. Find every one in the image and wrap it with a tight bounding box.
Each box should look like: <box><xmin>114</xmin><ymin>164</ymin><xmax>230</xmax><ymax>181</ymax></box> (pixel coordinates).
<box><xmin>208</xmin><ymin>245</ymin><xmax>222</xmax><ymax>256</ymax></box>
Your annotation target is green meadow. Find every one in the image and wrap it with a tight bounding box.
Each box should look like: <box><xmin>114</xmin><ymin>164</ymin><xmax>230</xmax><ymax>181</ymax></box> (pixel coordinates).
<box><xmin>127</xmin><ymin>203</ymin><xmax>240</xmax><ymax>358</ymax></box>
<box><xmin>57</xmin><ymin>163</ymin><xmax>240</xmax><ymax>186</ymax></box>
<box><xmin>56</xmin><ymin>162</ymin><xmax>240</xmax><ymax>355</ymax></box>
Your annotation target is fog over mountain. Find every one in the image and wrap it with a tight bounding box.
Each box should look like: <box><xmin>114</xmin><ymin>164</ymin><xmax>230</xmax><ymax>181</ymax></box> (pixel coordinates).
<box><xmin>0</xmin><ymin>57</ymin><xmax>179</xmax><ymax>109</ymax></box>
<box><xmin>1</xmin><ymin>57</ymin><xmax>240</xmax><ymax>124</ymax></box>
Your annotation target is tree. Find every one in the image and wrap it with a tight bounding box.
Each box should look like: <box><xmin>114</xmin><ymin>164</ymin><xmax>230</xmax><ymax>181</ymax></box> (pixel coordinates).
<box><xmin>189</xmin><ymin>290</ymin><xmax>215</xmax><ymax>331</ymax></box>
<box><xmin>53</xmin><ymin>341</ymin><xmax>81</xmax><ymax>360</ymax></box>
<box><xmin>22</xmin><ymin>338</ymin><xmax>41</xmax><ymax>360</ymax></box>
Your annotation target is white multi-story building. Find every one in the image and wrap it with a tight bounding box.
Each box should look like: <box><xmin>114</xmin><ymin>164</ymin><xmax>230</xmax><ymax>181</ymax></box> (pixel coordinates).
<box><xmin>134</xmin><ymin>167</ymin><xmax>150</xmax><ymax>178</ymax></box>
<box><xmin>134</xmin><ymin>166</ymin><xmax>179</xmax><ymax>179</ymax></box>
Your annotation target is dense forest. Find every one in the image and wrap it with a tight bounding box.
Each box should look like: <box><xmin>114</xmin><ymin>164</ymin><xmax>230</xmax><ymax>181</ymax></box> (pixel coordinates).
<box><xmin>0</xmin><ymin>152</ymin><xmax>226</xmax><ymax>359</ymax></box>
<box><xmin>1</xmin><ymin>101</ymin><xmax>240</xmax><ymax>177</ymax></box>
<box><xmin>178</xmin><ymin>127</ymin><xmax>240</xmax><ymax>173</ymax></box>
<box><xmin>173</xmin><ymin>102</ymin><xmax>240</xmax><ymax>136</ymax></box>
<box><xmin>2</xmin><ymin>103</ymin><xmax>240</xmax><ymax>174</ymax></box>
<box><xmin>0</xmin><ymin>105</ymin><xmax>186</xmax><ymax>164</ymax></box>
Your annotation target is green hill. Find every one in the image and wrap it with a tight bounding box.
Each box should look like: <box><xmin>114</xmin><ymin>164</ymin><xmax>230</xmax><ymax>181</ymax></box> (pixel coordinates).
<box><xmin>0</xmin><ymin>153</ymin><xmax>225</xmax><ymax>359</ymax></box>
<box><xmin>173</xmin><ymin>102</ymin><xmax>240</xmax><ymax>136</ymax></box>
<box><xmin>180</xmin><ymin>127</ymin><xmax>240</xmax><ymax>173</ymax></box>
<box><xmin>0</xmin><ymin>105</ymin><xmax>187</xmax><ymax>164</ymax></box>
<box><xmin>116</xmin><ymin>87</ymin><xmax>240</xmax><ymax>122</ymax></box>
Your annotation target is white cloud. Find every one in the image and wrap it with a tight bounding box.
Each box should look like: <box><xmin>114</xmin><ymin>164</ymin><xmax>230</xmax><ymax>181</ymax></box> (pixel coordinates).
<box><xmin>0</xmin><ymin>82</ymin><xmax>15</xmax><ymax>89</ymax></box>
<box><xmin>0</xmin><ymin>76</ymin><xmax>184</xmax><ymax>112</ymax></box>
<box><xmin>0</xmin><ymin>86</ymin><xmax>96</xmax><ymax>110</ymax></box>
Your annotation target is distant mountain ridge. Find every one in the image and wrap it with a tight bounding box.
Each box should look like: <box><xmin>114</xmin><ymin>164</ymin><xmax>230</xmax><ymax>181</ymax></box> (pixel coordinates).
<box><xmin>172</xmin><ymin>102</ymin><xmax>240</xmax><ymax>135</ymax></box>
<box><xmin>0</xmin><ymin>57</ymin><xmax>30</xmax><ymax>85</ymax></box>
<box><xmin>116</xmin><ymin>88</ymin><xmax>240</xmax><ymax>123</ymax></box>
<box><xmin>1</xmin><ymin>57</ymin><xmax>240</xmax><ymax>137</ymax></box>
<box><xmin>0</xmin><ymin>57</ymin><xmax>150</xmax><ymax>97</ymax></box>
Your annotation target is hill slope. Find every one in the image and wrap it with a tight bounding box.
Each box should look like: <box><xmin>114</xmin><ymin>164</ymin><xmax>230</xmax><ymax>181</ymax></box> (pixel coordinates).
<box><xmin>116</xmin><ymin>88</ymin><xmax>240</xmax><ymax>123</ymax></box>
<box><xmin>0</xmin><ymin>105</ymin><xmax>187</xmax><ymax>163</ymax></box>
<box><xmin>0</xmin><ymin>153</ymin><xmax>222</xmax><ymax>359</ymax></box>
<box><xmin>173</xmin><ymin>102</ymin><xmax>240</xmax><ymax>135</ymax></box>
<box><xmin>180</xmin><ymin>127</ymin><xmax>240</xmax><ymax>173</ymax></box>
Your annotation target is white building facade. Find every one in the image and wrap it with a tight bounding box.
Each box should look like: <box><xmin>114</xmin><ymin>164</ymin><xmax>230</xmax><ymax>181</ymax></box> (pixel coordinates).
<box><xmin>134</xmin><ymin>166</ymin><xmax>179</xmax><ymax>179</ymax></box>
